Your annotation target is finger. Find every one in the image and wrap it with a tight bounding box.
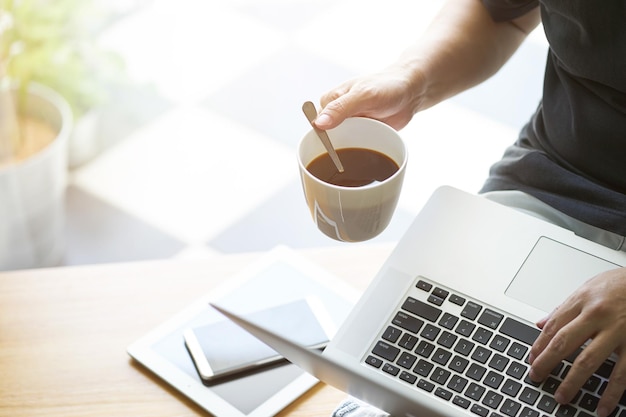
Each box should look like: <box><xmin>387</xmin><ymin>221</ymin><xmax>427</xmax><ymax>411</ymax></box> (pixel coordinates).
<box><xmin>597</xmin><ymin>374</ymin><xmax>626</xmax><ymax>417</ymax></box>
<box><xmin>316</xmin><ymin>90</ymin><xmax>370</xmax><ymax>130</ymax></box>
<box><xmin>536</xmin><ymin>305</ymin><xmax>560</xmax><ymax>330</ymax></box>
<box><xmin>553</xmin><ymin>334</ymin><xmax>616</xmax><ymax>404</ymax></box>
<box><xmin>529</xmin><ymin>301</ymin><xmax>579</xmax><ymax>367</ymax></box>
<box><xmin>596</xmin><ymin>348</ymin><xmax>626</xmax><ymax>417</ymax></box>
<box><xmin>529</xmin><ymin>309</ymin><xmax>589</xmax><ymax>383</ymax></box>
<box><xmin>319</xmin><ymin>82</ymin><xmax>352</xmax><ymax>109</ymax></box>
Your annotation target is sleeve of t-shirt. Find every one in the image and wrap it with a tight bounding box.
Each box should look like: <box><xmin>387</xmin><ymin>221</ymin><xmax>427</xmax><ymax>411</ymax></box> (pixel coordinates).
<box><xmin>481</xmin><ymin>0</ymin><xmax>539</xmax><ymax>22</ymax></box>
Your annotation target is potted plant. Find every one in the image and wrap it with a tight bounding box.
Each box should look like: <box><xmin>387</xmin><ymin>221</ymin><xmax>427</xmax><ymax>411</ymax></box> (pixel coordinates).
<box><xmin>0</xmin><ymin>0</ymin><xmax>124</xmax><ymax>270</ymax></box>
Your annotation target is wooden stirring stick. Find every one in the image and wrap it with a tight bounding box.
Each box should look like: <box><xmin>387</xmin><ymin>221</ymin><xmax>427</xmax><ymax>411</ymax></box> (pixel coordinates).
<box><xmin>302</xmin><ymin>101</ymin><xmax>344</xmax><ymax>173</ymax></box>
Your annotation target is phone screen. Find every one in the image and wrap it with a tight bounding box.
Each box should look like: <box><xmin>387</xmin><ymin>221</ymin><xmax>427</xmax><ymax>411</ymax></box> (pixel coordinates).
<box><xmin>184</xmin><ymin>298</ymin><xmax>332</xmax><ymax>384</ymax></box>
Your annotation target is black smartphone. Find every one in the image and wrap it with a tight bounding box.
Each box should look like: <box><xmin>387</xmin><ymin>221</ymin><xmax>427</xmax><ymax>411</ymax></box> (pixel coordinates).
<box><xmin>183</xmin><ymin>298</ymin><xmax>333</xmax><ymax>385</ymax></box>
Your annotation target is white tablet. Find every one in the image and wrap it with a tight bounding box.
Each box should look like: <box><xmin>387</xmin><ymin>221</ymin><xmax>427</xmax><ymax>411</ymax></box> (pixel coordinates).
<box><xmin>127</xmin><ymin>246</ymin><xmax>358</xmax><ymax>417</ymax></box>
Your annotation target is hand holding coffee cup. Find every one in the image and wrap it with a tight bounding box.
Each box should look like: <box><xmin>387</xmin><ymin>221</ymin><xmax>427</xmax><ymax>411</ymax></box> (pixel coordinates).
<box><xmin>298</xmin><ymin>115</ymin><xmax>407</xmax><ymax>242</ymax></box>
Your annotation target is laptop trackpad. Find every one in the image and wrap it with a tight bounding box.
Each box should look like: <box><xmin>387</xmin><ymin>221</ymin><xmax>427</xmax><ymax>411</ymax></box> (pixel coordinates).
<box><xmin>506</xmin><ymin>237</ymin><xmax>621</xmax><ymax>313</ymax></box>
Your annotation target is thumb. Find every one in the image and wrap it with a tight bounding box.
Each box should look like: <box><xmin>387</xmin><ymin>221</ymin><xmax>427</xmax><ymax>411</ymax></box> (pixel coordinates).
<box><xmin>314</xmin><ymin>94</ymin><xmax>361</xmax><ymax>130</ymax></box>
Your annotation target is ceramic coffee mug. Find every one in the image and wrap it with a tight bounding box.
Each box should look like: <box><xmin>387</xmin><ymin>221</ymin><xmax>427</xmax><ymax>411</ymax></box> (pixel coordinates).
<box><xmin>298</xmin><ymin>117</ymin><xmax>407</xmax><ymax>242</ymax></box>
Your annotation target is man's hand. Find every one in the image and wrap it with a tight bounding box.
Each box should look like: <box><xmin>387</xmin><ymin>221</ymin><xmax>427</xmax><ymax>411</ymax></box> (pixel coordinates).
<box><xmin>314</xmin><ymin>66</ymin><xmax>426</xmax><ymax>131</ymax></box>
<box><xmin>529</xmin><ymin>267</ymin><xmax>626</xmax><ymax>417</ymax></box>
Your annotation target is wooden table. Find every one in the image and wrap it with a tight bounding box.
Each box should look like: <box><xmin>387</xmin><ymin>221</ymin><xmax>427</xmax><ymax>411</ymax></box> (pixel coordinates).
<box><xmin>0</xmin><ymin>244</ymin><xmax>394</xmax><ymax>417</ymax></box>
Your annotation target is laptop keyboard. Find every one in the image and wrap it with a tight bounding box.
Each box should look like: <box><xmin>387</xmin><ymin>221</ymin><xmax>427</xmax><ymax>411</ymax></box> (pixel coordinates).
<box><xmin>364</xmin><ymin>277</ymin><xmax>624</xmax><ymax>417</ymax></box>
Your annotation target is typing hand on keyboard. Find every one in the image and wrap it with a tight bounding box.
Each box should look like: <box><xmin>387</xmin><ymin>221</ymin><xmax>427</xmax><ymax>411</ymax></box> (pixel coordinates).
<box><xmin>528</xmin><ymin>267</ymin><xmax>626</xmax><ymax>417</ymax></box>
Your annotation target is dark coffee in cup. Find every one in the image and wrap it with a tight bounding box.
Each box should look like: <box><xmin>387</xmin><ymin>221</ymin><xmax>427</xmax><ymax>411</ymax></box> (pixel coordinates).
<box><xmin>306</xmin><ymin>147</ymin><xmax>399</xmax><ymax>187</ymax></box>
<box><xmin>298</xmin><ymin>117</ymin><xmax>407</xmax><ymax>242</ymax></box>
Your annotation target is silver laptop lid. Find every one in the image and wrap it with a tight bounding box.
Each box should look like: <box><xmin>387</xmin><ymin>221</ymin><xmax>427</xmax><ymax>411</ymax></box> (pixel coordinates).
<box><xmin>209</xmin><ymin>302</ymin><xmax>466</xmax><ymax>417</ymax></box>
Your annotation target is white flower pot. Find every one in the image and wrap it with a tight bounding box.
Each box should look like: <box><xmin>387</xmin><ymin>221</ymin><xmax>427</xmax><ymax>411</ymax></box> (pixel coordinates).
<box><xmin>0</xmin><ymin>83</ymin><xmax>73</xmax><ymax>270</ymax></box>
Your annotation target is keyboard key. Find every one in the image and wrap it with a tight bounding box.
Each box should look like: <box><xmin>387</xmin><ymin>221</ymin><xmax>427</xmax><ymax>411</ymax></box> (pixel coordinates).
<box><xmin>437</xmin><ymin>331</ymin><xmax>458</xmax><ymax>348</ymax></box>
<box><xmin>415</xmin><ymin>340</ymin><xmax>435</xmax><ymax>358</ymax></box>
<box><xmin>382</xmin><ymin>362</ymin><xmax>400</xmax><ymax>376</ymax></box>
<box><xmin>466</xmin><ymin>382</ymin><xmax>487</xmax><ymax>400</ymax></box>
<box><xmin>435</xmin><ymin>387</ymin><xmax>453</xmax><ymax>401</ymax></box>
<box><xmin>448</xmin><ymin>375</ymin><xmax>469</xmax><ymax>393</ymax></box>
<box><xmin>478</xmin><ymin>309</ymin><xmax>504</xmax><ymax>329</ymax></box>
<box><xmin>416</xmin><ymin>279</ymin><xmax>433</xmax><ymax>292</ymax></box>
<box><xmin>450</xmin><ymin>355</ymin><xmax>470</xmax><ymax>373</ymax></box>
<box><xmin>399</xmin><ymin>370</ymin><xmax>418</xmax><ymax>384</ymax></box>
<box><xmin>439</xmin><ymin>312</ymin><xmax>459</xmax><ymax>330</ymax></box>
<box><xmin>541</xmin><ymin>377</ymin><xmax>560</xmax><ymax>394</ymax></box>
<box><xmin>450</xmin><ymin>294</ymin><xmax>466</xmax><ymax>306</ymax></box>
<box><xmin>490</xmin><ymin>335</ymin><xmax>511</xmax><ymax>352</ymax></box>
<box><xmin>507</xmin><ymin>342</ymin><xmax>528</xmax><ymax>360</ymax></box>
<box><xmin>506</xmin><ymin>361</ymin><xmax>528</xmax><ymax>380</ymax></box>
<box><xmin>471</xmin><ymin>404</ymin><xmax>489</xmax><ymax>417</ymax></box>
<box><xmin>420</xmin><ymin>323</ymin><xmax>441</xmax><ymax>341</ymax></box>
<box><xmin>453</xmin><ymin>395</ymin><xmax>471</xmax><ymax>409</ymax></box>
<box><xmin>433</xmin><ymin>287</ymin><xmax>449</xmax><ymax>300</ymax></box>
<box><xmin>392</xmin><ymin>311</ymin><xmax>424</xmax><ymax>333</ymax></box>
<box><xmin>499</xmin><ymin>317</ymin><xmax>540</xmax><ymax>346</ymax></box>
<box><xmin>428</xmin><ymin>294</ymin><xmax>445</xmax><ymax>306</ymax></box>
<box><xmin>372</xmin><ymin>341</ymin><xmax>400</xmax><ymax>362</ymax></box>
<box><xmin>430</xmin><ymin>367</ymin><xmax>451</xmax><ymax>384</ymax></box>
<box><xmin>454</xmin><ymin>339</ymin><xmax>476</xmax><ymax>356</ymax></box>
<box><xmin>456</xmin><ymin>320</ymin><xmax>477</xmax><ymax>337</ymax></box>
<box><xmin>364</xmin><ymin>355</ymin><xmax>383</xmax><ymax>368</ymax></box>
<box><xmin>519</xmin><ymin>386</ymin><xmax>540</xmax><ymax>405</ymax></box>
<box><xmin>596</xmin><ymin>360</ymin><xmax>615</xmax><ymax>379</ymax></box>
<box><xmin>501</xmin><ymin>379</ymin><xmax>522</xmax><ymax>397</ymax></box>
<box><xmin>499</xmin><ymin>399</ymin><xmax>522</xmax><ymax>417</ymax></box>
<box><xmin>583</xmin><ymin>375</ymin><xmax>601</xmax><ymax>392</ymax></box>
<box><xmin>467</xmin><ymin>363</ymin><xmax>487</xmax><ymax>381</ymax></box>
<box><xmin>555</xmin><ymin>404</ymin><xmax>577</xmax><ymax>417</ymax></box>
<box><xmin>398</xmin><ymin>333</ymin><xmax>419</xmax><ymax>350</ymax></box>
<box><xmin>579</xmin><ymin>393</ymin><xmax>599</xmax><ymax>412</ymax></box>
<box><xmin>462</xmin><ymin>301</ymin><xmax>483</xmax><ymax>320</ymax></box>
<box><xmin>402</xmin><ymin>297</ymin><xmax>442</xmax><ymax>322</ymax></box>
<box><xmin>489</xmin><ymin>354</ymin><xmax>510</xmax><ymax>372</ymax></box>
<box><xmin>433</xmin><ymin>348</ymin><xmax>452</xmax><ymax>365</ymax></box>
<box><xmin>414</xmin><ymin>359</ymin><xmax>434</xmax><ymax>377</ymax></box>
<box><xmin>519</xmin><ymin>407</ymin><xmax>540</xmax><ymax>417</ymax></box>
<box><xmin>396</xmin><ymin>352</ymin><xmax>418</xmax><ymax>369</ymax></box>
<box><xmin>484</xmin><ymin>371</ymin><xmax>504</xmax><ymax>389</ymax></box>
<box><xmin>473</xmin><ymin>327</ymin><xmax>494</xmax><ymax>345</ymax></box>
<box><xmin>483</xmin><ymin>390</ymin><xmax>504</xmax><ymax>409</ymax></box>
<box><xmin>417</xmin><ymin>378</ymin><xmax>435</xmax><ymax>392</ymax></box>
<box><xmin>472</xmin><ymin>346</ymin><xmax>492</xmax><ymax>364</ymax></box>
<box><xmin>537</xmin><ymin>394</ymin><xmax>558</xmax><ymax>414</ymax></box>
<box><xmin>382</xmin><ymin>325</ymin><xmax>402</xmax><ymax>343</ymax></box>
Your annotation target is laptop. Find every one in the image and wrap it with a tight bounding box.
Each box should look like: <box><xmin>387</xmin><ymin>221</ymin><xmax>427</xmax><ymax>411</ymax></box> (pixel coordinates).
<box><xmin>211</xmin><ymin>186</ymin><xmax>626</xmax><ymax>417</ymax></box>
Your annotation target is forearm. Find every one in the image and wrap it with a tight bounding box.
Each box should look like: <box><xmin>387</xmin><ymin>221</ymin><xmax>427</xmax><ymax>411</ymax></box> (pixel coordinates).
<box><xmin>397</xmin><ymin>0</ymin><xmax>540</xmax><ymax>112</ymax></box>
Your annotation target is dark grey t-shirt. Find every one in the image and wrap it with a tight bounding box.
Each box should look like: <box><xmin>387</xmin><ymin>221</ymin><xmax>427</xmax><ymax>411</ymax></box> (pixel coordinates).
<box><xmin>479</xmin><ymin>0</ymin><xmax>626</xmax><ymax>235</ymax></box>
